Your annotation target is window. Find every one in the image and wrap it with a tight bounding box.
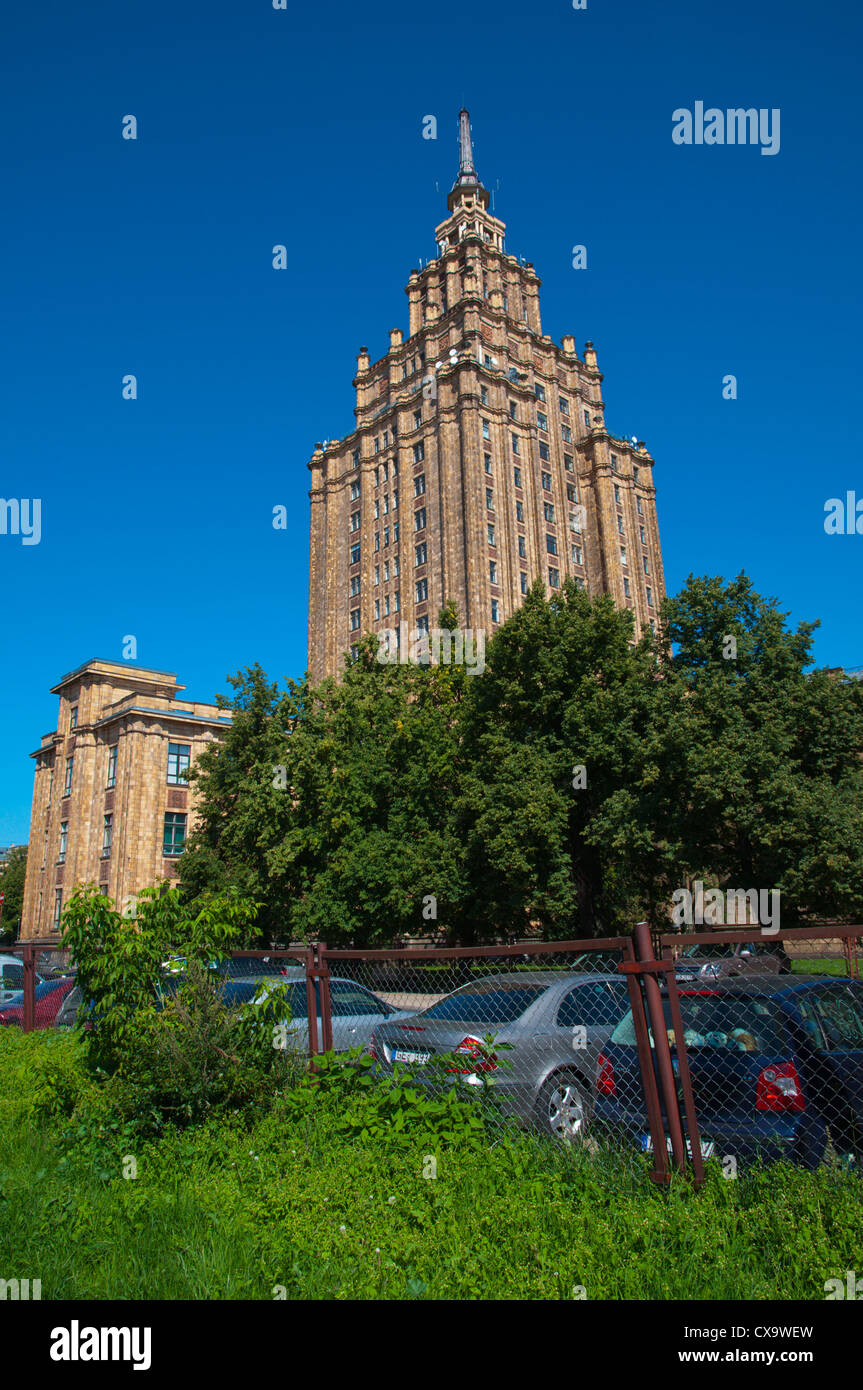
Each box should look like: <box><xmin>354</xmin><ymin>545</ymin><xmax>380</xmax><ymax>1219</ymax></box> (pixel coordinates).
<box><xmin>508</xmin><ymin>366</ymin><xmax>518</xmax><ymax>382</ymax></box>
<box><xmin>509</xmin><ymin>401</ymin><xmax>517</xmax><ymax>420</ymax></box>
<box><xmin>546</xmin><ymin>534</ymin><xmax>558</xmax><ymax>555</ymax></box>
<box><xmin>617</xmin><ymin>515</ymin><xmax>624</xmax><ymax>534</ymax></box>
<box><xmin>106</xmin><ymin>745</ymin><xmax>118</xmax><ymax>789</ymax></box>
<box><xmin>484</xmin><ymin>353</ymin><xmax>493</xmax><ymax>367</ymax></box>
<box><xmin>383</xmin><ymin>525</ymin><xmax>390</xmax><ymax>546</ymax></box>
<box><xmin>515</xmin><ymin>501</ymin><xmax>524</xmax><ymax>522</ymax></box>
<box><xmin>564</xmin><ymin>453</ymin><xmax>574</xmax><ymax>473</ymax></box>
<box><xmin>511</xmin><ymin>434</ymin><xmax>520</xmax><ymax>455</ymax></box>
<box><xmin>393</xmin><ymin>521</ymin><xmax>399</xmax><ymax>542</ymax></box>
<box><xmin>561</xmin><ymin>424</ymin><xmax>572</xmax><ymax>443</ymax></box>
<box><xmin>548</xmin><ymin>568</ymin><xmax>560</xmax><ymax>588</ymax></box>
<box><xmin>415</xmin><ymin>542</ymin><xmax>427</xmax><ymax>567</ymax></box>
<box><xmin>383</xmin><ymin>561</ymin><xmax>390</xmax><ymax>582</ymax></box>
<box><xmin>614</xmin><ymin>485</ymin><xmax>621</xmax><ymax>503</ymax></box>
<box><xmin>350</xmin><ymin>542</ymin><xmax>361</xmax><ymax>564</ymax></box>
<box><xmin>557</xmin><ymin>982</ymin><xmax>628</xmax><ymax>1029</ymax></box>
<box><xmin>567</xmin><ymin>484</ymin><xmax>577</xmax><ymax>503</ymax></box>
<box><xmin>374</xmin><ymin>599</ymin><xmax>380</xmax><ymax>621</ymax></box>
<box><xmin>70</xmin><ymin>706</ymin><xmax>78</xmax><ymax>730</ymax></box>
<box><xmin>537</xmin><ymin>411</ymin><xmax>548</xmax><ymax>431</ymax></box>
<box><xmin>163</xmin><ymin>812</ymin><xmax>187</xmax><ymax>857</ymax></box>
<box><xmin>489</xmin><ymin>560</ymin><xmax>497</xmax><ymax>583</ymax></box>
<box><xmin>59</xmin><ymin>821</ymin><xmax>68</xmax><ymax>863</ymax></box>
<box><xmin>520</xmin><ymin>572</ymin><xmax>528</xmax><ymax>594</ymax></box>
<box><xmin>384</xmin><ymin>594</ymin><xmax>390</xmax><ymax>617</ymax></box>
<box><xmin>101</xmin><ymin>813</ymin><xmax>113</xmax><ymax>859</ymax></box>
<box><xmin>374</xmin><ymin>532</ymin><xmax>380</xmax><ymax>552</ymax></box>
<box><xmin>417</xmin><ymin>615</ymin><xmax>430</xmax><ymax>635</ymax></box>
<box><xmin>518</xmin><ymin>536</ymin><xmax>526</xmax><ymax>559</ymax></box>
<box><xmin>643</xmin><ymin>556</ymin><xmax>649</xmax><ymax>575</ymax></box>
<box><xmin>382</xmin><ymin>495</ymin><xmax>389</xmax><ymax>515</ymax></box>
<box><xmin>610</xmin><ymin>453</ymin><xmax>618</xmax><ymax>471</ymax></box>
<box><xmin>570</xmin><ymin>510</ymin><xmax>582</xmax><ymax>533</ymax></box>
<box><xmin>414</xmin><ymin>474</ymin><xmax>426</xmax><ymax>497</ymax></box>
<box><xmin>535</xmin><ymin>383</ymin><xmax>546</xmax><ymax>402</ymax></box>
<box><xmin>571</xmin><ymin>544</ymin><xmax>582</xmax><ymax>564</ymax></box>
<box><xmin>539</xmin><ymin>441</ymin><xmax>550</xmax><ymax>461</ymax></box>
<box><xmin>486</xmin><ymin>487</ymin><xmax>494</xmax><ymax>510</ymax></box>
<box><xmin>63</xmin><ymin>757</ymin><xmax>73</xmax><ymax>797</ymax></box>
<box><xmin>584</xmin><ymin>410</ymin><xmax>591</xmax><ymax>428</ymax></box>
<box><xmin>350</xmin><ymin>609</ymin><xmax>361</xmax><ymax>631</ymax></box>
<box><xmin>637</xmin><ymin>497</ymin><xmax>643</xmax><ymax>516</ymax></box>
<box><xmin>620</xmin><ymin>548</ymin><xmax>628</xmax><ymax>566</ymax></box>
<box><xmin>513</xmin><ymin>466</ymin><xmax>522</xmax><ymax>488</ymax></box>
<box><xmin>413</xmin><ymin>441</ymin><xmax>425</xmax><ymax>463</ymax></box>
<box><xmin>349</xmin><ymin>509</ymin><xmax>361</xmax><ymax>531</ymax></box>
<box><xmin>640</xmin><ymin>526</ymin><xmax>646</xmax><ymax>545</ymax></box>
<box><xmin>482</xmin><ymin>419</ymin><xmax>490</xmax><ymax>440</ymax></box>
<box><xmin>374</xmin><ymin>467</ymin><xmax>380</xmax><ymax>487</ymax></box>
<box><xmin>491</xmin><ymin>599</ymin><xmax>500</xmax><ymax>623</ymax></box>
<box><xmin>350</xmin><ymin>480</ymin><xmax>361</xmax><ymax>500</ymax></box>
<box><xmin>634</xmin><ymin>467</ymin><xmax>640</xmax><ymax>483</ymax></box>
<box><xmin>392</xmin><ymin>489</ymin><xmax>399</xmax><ymax>510</ymax></box>
<box><xmin>374</xmin><ymin>565</ymin><xmax>380</xmax><ymax>586</ymax></box>
<box><xmin>375</xmin><ymin>437</ymin><xmax>381</xmax><ymax>453</ymax></box>
<box><xmin>416</xmin><ymin>578</ymin><xmax>428</xmax><ymax>602</ymax></box>
<box><xmin>374</xmin><ymin>500</ymin><xmax>380</xmax><ymax>520</ymax></box>
<box><xmin>414</xmin><ymin>410</ymin><xmax>422</xmax><ymax>428</ymax></box>
<box><xmin>167</xmin><ymin>743</ymin><xmax>191</xmax><ymax>785</ymax></box>
<box><xmin>350</xmin><ymin>575</ymin><xmax>361</xmax><ymax>597</ymax></box>
<box><xmin>352</xmin><ymin>449</ymin><xmax>360</xmax><ymax>469</ymax></box>
<box><xmin>646</xmin><ymin>586</ymin><xmax>653</xmax><ymax>606</ymax></box>
<box><xmin>559</xmin><ymin>397</ymin><xmax>570</xmax><ymax>416</ymax></box>
<box><xmin>394</xmin><ymin>590</ymin><xmax>400</xmax><ymax>612</ymax></box>
<box><xmin>414</xmin><ymin>507</ymin><xmax>426</xmax><ymax>532</ymax></box>
<box><xmin>53</xmin><ymin>890</ymin><xmax>63</xmax><ymax>931</ymax></box>
<box><xmin>383</xmin><ymin>461</ymin><xmax>389</xmax><ymax>480</ymax></box>
<box><xmin>350</xmin><ymin>644</ymin><xmax>360</xmax><ymax>661</ymax></box>
<box><xmin>383</xmin><ymin>431</ymin><xmax>389</xmax><ymax>447</ymax></box>
<box><xmin>487</xmin><ymin>523</ymin><xmax>496</xmax><ymax>546</ymax></box>
<box><xmin>624</xmin><ymin>577</ymin><xmax>631</xmax><ymax>597</ymax></box>
<box><xmin>541</xmin><ymin>471</ymin><xmax>552</xmax><ymax>492</ymax></box>
<box><xmin>394</xmin><ymin>555</ymin><xmax>400</xmax><ymax>576</ymax></box>
<box><xmin>481</xmin><ymin>385</ymin><xmax>488</xmax><ymax>405</ymax></box>
<box><xmin>544</xmin><ymin>502</ymin><xmax>555</xmax><ymax>522</ymax></box>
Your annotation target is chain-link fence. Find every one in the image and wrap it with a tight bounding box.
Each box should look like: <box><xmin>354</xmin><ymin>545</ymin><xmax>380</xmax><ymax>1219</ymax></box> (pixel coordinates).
<box><xmin>6</xmin><ymin>926</ymin><xmax>863</xmax><ymax>1181</ymax></box>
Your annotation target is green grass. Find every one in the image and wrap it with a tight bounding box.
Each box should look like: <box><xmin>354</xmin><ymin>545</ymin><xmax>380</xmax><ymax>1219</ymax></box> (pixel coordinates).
<box><xmin>1</xmin><ymin>1029</ymin><xmax>859</xmax><ymax>1301</ymax></box>
<box><xmin>791</xmin><ymin>958</ymin><xmax>857</xmax><ymax>977</ymax></box>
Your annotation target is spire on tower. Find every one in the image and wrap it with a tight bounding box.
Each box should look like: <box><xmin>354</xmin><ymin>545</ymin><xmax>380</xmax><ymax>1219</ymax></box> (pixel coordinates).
<box><xmin>448</xmin><ymin>108</ymin><xmax>490</xmax><ymax>211</ymax></box>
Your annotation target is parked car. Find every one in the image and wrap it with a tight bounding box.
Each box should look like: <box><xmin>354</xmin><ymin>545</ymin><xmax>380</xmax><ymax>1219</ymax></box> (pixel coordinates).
<box><xmin>257</xmin><ymin>971</ymin><xmax>414</xmax><ymax>1053</ymax></box>
<box><xmin>0</xmin><ymin>954</ymin><xmax>44</xmax><ymax>1006</ymax></box>
<box><xmin>0</xmin><ymin>976</ymin><xmax>78</xmax><ymax>1029</ymax></box>
<box><xmin>371</xmin><ymin>971</ymin><xmax>633</xmax><ymax>1140</ymax></box>
<box><xmin>593</xmin><ymin>976</ymin><xmax>863</xmax><ymax>1167</ymax></box>
<box><xmin>673</xmin><ymin>939</ymin><xmax>792</xmax><ymax>982</ymax></box>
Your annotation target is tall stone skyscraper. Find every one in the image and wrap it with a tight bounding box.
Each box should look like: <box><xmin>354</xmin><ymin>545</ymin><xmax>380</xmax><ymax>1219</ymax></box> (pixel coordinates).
<box><xmin>308</xmin><ymin>111</ymin><xmax>665</xmax><ymax>681</ymax></box>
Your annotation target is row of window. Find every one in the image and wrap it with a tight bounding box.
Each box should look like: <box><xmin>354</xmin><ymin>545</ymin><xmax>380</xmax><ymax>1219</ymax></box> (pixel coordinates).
<box><xmin>55</xmin><ymin>811</ymin><xmax>187</xmax><ymax>866</ymax></box>
<box><xmin>54</xmin><ymin>743</ymin><xmax>191</xmax><ymax>801</ymax></box>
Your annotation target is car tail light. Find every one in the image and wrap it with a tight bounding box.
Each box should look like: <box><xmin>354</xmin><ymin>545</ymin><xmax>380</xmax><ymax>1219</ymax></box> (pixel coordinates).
<box><xmin>756</xmin><ymin>1062</ymin><xmax>805</xmax><ymax>1112</ymax></box>
<box><xmin>447</xmin><ymin>1035</ymin><xmax>497</xmax><ymax>1073</ymax></box>
<box><xmin>596</xmin><ymin>1052</ymin><xmax>616</xmax><ymax>1096</ymax></box>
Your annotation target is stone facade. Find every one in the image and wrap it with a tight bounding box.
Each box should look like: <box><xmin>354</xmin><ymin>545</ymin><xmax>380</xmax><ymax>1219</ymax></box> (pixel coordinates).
<box><xmin>308</xmin><ymin>110</ymin><xmax>666</xmax><ymax>683</ymax></box>
<box><xmin>20</xmin><ymin>659</ymin><xmax>231</xmax><ymax>939</ymax></box>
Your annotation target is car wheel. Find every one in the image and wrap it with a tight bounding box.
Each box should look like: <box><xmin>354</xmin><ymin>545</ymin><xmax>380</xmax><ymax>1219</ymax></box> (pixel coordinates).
<box><xmin>534</xmin><ymin>1070</ymin><xmax>591</xmax><ymax>1143</ymax></box>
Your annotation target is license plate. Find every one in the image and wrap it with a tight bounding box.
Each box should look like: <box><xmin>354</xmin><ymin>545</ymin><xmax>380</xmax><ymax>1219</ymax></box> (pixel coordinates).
<box><xmin>394</xmin><ymin>1049</ymin><xmax>431</xmax><ymax>1064</ymax></box>
<box><xmin>640</xmin><ymin>1134</ymin><xmax>715</xmax><ymax>1160</ymax></box>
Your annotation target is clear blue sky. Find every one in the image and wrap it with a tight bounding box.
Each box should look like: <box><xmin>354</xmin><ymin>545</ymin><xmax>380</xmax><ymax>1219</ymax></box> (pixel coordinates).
<box><xmin>2</xmin><ymin>0</ymin><xmax>861</xmax><ymax>843</ymax></box>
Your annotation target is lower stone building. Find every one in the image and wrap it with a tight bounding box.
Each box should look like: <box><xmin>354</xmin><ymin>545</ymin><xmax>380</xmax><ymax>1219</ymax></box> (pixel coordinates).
<box><xmin>20</xmin><ymin>659</ymin><xmax>231</xmax><ymax>939</ymax></box>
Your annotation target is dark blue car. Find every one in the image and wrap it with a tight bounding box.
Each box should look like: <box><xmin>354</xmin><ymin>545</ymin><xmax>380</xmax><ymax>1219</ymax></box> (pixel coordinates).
<box><xmin>593</xmin><ymin>976</ymin><xmax>863</xmax><ymax>1168</ymax></box>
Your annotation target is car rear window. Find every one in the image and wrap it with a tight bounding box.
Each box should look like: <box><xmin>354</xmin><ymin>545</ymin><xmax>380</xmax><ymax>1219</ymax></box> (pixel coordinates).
<box><xmin>611</xmin><ymin>993</ymin><xmax>787</xmax><ymax>1054</ymax></box>
<box><xmin>421</xmin><ymin>985</ymin><xmax>548</xmax><ymax>1024</ymax></box>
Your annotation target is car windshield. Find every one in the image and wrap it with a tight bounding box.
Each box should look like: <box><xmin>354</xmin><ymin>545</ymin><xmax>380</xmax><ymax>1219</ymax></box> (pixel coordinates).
<box><xmin>421</xmin><ymin>983</ymin><xmax>548</xmax><ymax>1024</ymax></box>
<box><xmin>611</xmin><ymin>994</ymin><xmax>787</xmax><ymax>1053</ymax></box>
<box><xmin>680</xmin><ymin>944</ymin><xmax>745</xmax><ymax>959</ymax></box>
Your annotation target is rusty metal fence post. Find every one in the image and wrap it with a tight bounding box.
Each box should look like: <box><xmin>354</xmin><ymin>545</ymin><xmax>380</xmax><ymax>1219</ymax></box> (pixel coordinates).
<box><xmin>22</xmin><ymin>944</ymin><xmax>36</xmax><ymax>1034</ymax></box>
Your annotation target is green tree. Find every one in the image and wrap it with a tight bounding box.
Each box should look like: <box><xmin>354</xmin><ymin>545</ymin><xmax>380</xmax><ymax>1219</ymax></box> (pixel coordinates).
<box><xmin>0</xmin><ymin>846</ymin><xmax>27</xmax><ymax>942</ymax></box>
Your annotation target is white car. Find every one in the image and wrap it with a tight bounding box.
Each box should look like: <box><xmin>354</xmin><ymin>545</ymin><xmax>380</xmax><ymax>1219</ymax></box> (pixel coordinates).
<box><xmin>255</xmin><ymin>970</ymin><xmax>414</xmax><ymax>1053</ymax></box>
<box><xmin>0</xmin><ymin>954</ymin><xmax>44</xmax><ymax>1007</ymax></box>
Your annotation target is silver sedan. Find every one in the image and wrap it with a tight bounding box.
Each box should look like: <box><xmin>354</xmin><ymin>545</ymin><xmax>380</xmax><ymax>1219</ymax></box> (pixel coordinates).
<box><xmin>370</xmin><ymin>970</ymin><xmax>632</xmax><ymax>1141</ymax></box>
